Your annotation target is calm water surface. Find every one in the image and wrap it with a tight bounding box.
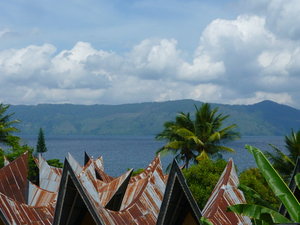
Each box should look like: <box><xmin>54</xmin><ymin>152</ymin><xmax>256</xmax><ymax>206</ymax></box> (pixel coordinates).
<box><xmin>20</xmin><ymin>135</ymin><xmax>285</xmax><ymax>176</ymax></box>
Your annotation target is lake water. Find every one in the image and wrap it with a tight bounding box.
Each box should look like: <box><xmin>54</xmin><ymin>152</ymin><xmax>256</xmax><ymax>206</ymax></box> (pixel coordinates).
<box><xmin>19</xmin><ymin>135</ymin><xmax>285</xmax><ymax>176</ymax></box>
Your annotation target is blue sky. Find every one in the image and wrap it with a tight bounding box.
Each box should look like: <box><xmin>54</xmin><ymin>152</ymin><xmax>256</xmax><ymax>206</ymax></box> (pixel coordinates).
<box><xmin>1</xmin><ymin>0</ymin><xmax>300</xmax><ymax>108</ymax></box>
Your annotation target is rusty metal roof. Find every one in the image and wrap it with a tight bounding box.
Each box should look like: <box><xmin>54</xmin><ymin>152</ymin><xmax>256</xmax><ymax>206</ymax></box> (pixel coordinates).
<box><xmin>1</xmin><ymin>151</ymin><xmax>207</xmax><ymax>225</ymax></box>
<box><xmin>202</xmin><ymin>158</ymin><xmax>252</xmax><ymax>225</ymax></box>
<box><xmin>0</xmin><ymin>192</ymin><xmax>55</xmax><ymax>225</ymax></box>
<box><xmin>27</xmin><ymin>181</ymin><xmax>57</xmax><ymax>207</ymax></box>
<box><xmin>0</xmin><ymin>152</ymin><xmax>57</xmax><ymax>225</ymax></box>
<box><xmin>156</xmin><ymin>159</ymin><xmax>202</xmax><ymax>225</ymax></box>
<box><xmin>0</xmin><ymin>152</ymin><xmax>28</xmax><ymax>203</ymax></box>
<box><xmin>54</xmin><ymin>155</ymin><xmax>168</xmax><ymax>225</ymax></box>
<box><xmin>35</xmin><ymin>154</ymin><xmax>62</xmax><ymax>193</ymax></box>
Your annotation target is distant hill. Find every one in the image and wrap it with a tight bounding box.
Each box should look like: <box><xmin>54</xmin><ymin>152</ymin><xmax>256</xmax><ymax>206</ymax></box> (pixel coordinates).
<box><xmin>8</xmin><ymin>100</ymin><xmax>300</xmax><ymax>136</ymax></box>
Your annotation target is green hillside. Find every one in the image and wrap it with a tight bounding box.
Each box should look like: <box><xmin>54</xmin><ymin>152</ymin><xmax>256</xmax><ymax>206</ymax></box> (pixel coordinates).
<box><xmin>8</xmin><ymin>100</ymin><xmax>300</xmax><ymax>136</ymax></box>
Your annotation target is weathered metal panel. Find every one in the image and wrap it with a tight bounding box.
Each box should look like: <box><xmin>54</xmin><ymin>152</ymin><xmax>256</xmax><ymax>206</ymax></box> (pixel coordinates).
<box><xmin>27</xmin><ymin>182</ymin><xmax>57</xmax><ymax>207</ymax></box>
<box><xmin>202</xmin><ymin>158</ymin><xmax>252</xmax><ymax>225</ymax></box>
<box><xmin>0</xmin><ymin>185</ymin><xmax>55</xmax><ymax>225</ymax></box>
<box><xmin>97</xmin><ymin>169</ymin><xmax>132</xmax><ymax>207</ymax></box>
<box><xmin>55</xmin><ymin>155</ymin><xmax>167</xmax><ymax>225</ymax></box>
<box><xmin>120</xmin><ymin>157</ymin><xmax>165</xmax><ymax>211</ymax></box>
<box><xmin>35</xmin><ymin>154</ymin><xmax>62</xmax><ymax>193</ymax></box>
<box><xmin>0</xmin><ymin>153</ymin><xmax>57</xmax><ymax>225</ymax></box>
<box><xmin>66</xmin><ymin>153</ymin><xmax>82</xmax><ymax>175</ymax></box>
<box><xmin>0</xmin><ymin>152</ymin><xmax>28</xmax><ymax>203</ymax></box>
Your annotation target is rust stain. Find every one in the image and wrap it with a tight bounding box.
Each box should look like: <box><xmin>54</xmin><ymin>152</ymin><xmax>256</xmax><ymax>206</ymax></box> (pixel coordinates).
<box><xmin>62</xmin><ymin>155</ymin><xmax>167</xmax><ymax>225</ymax></box>
<box><xmin>1</xmin><ymin>151</ymin><xmax>206</xmax><ymax>225</ymax></box>
<box><xmin>0</xmin><ymin>153</ymin><xmax>56</xmax><ymax>225</ymax></box>
<box><xmin>35</xmin><ymin>154</ymin><xmax>62</xmax><ymax>193</ymax></box>
<box><xmin>202</xmin><ymin>158</ymin><xmax>252</xmax><ymax>225</ymax></box>
<box><xmin>0</xmin><ymin>152</ymin><xmax>28</xmax><ymax>203</ymax></box>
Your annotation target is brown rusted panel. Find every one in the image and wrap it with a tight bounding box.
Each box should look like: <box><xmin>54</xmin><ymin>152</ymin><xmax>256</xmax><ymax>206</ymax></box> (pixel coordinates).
<box><xmin>0</xmin><ymin>153</ymin><xmax>57</xmax><ymax>225</ymax></box>
<box><xmin>27</xmin><ymin>182</ymin><xmax>57</xmax><ymax>207</ymax></box>
<box><xmin>56</xmin><ymin>154</ymin><xmax>166</xmax><ymax>225</ymax></box>
<box><xmin>202</xmin><ymin>159</ymin><xmax>252</xmax><ymax>225</ymax></box>
<box><xmin>0</xmin><ymin>152</ymin><xmax>28</xmax><ymax>203</ymax></box>
<box><xmin>0</xmin><ymin>192</ymin><xmax>54</xmax><ymax>225</ymax></box>
<box><xmin>97</xmin><ymin>169</ymin><xmax>132</xmax><ymax>207</ymax></box>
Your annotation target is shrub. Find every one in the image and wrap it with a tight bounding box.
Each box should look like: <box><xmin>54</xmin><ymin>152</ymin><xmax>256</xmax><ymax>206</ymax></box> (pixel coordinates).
<box><xmin>239</xmin><ymin>167</ymin><xmax>280</xmax><ymax>209</ymax></box>
<box><xmin>183</xmin><ymin>159</ymin><xmax>227</xmax><ymax>209</ymax></box>
<box><xmin>47</xmin><ymin>159</ymin><xmax>63</xmax><ymax>168</ymax></box>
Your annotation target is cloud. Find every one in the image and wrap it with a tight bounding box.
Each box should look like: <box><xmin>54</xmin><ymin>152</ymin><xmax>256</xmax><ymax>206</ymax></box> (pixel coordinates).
<box><xmin>1</xmin><ymin>0</ymin><xmax>300</xmax><ymax>108</ymax></box>
<box><xmin>230</xmin><ymin>91</ymin><xmax>293</xmax><ymax>105</ymax></box>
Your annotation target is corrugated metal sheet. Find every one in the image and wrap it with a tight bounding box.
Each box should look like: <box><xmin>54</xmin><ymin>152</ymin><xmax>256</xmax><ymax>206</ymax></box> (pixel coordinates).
<box><xmin>55</xmin><ymin>155</ymin><xmax>167</xmax><ymax>225</ymax></box>
<box><xmin>27</xmin><ymin>182</ymin><xmax>57</xmax><ymax>207</ymax></box>
<box><xmin>202</xmin><ymin>158</ymin><xmax>252</xmax><ymax>225</ymax></box>
<box><xmin>0</xmin><ymin>152</ymin><xmax>28</xmax><ymax>203</ymax></box>
<box><xmin>97</xmin><ymin>169</ymin><xmax>132</xmax><ymax>207</ymax></box>
<box><xmin>35</xmin><ymin>154</ymin><xmax>62</xmax><ymax>193</ymax></box>
<box><xmin>0</xmin><ymin>192</ymin><xmax>54</xmax><ymax>225</ymax></box>
<box><xmin>120</xmin><ymin>157</ymin><xmax>164</xmax><ymax>210</ymax></box>
<box><xmin>0</xmin><ymin>152</ymin><xmax>56</xmax><ymax>225</ymax></box>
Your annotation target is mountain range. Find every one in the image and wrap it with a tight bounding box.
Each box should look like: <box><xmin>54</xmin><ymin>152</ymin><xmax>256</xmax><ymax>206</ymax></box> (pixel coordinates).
<box><xmin>8</xmin><ymin>99</ymin><xmax>300</xmax><ymax>136</ymax></box>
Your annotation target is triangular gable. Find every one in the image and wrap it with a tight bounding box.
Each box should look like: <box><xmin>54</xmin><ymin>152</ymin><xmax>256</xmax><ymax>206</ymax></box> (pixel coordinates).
<box><xmin>156</xmin><ymin>159</ymin><xmax>202</xmax><ymax>225</ymax></box>
<box><xmin>54</xmin><ymin>156</ymin><xmax>167</xmax><ymax>225</ymax></box>
<box><xmin>53</xmin><ymin>158</ymin><xmax>103</xmax><ymax>225</ymax></box>
<box><xmin>84</xmin><ymin>151</ymin><xmax>91</xmax><ymax>166</ymax></box>
<box><xmin>85</xmin><ymin>152</ymin><xmax>113</xmax><ymax>182</ymax></box>
<box><xmin>202</xmin><ymin>159</ymin><xmax>251</xmax><ymax>225</ymax></box>
<box><xmin>120</xmin><ymin>156</ymin><xmax>164</xmax><ymax>211</ymax></box>
<box><xmin>98</xmin><ymin>169</ymin><xmax>132</xmax><ymax>211</ymax></box>
<box><xmin>279</xmin><ymin>156</ymin><xmax>300</xmax><ymax>219</ymax></box>
<box><xmin>0</xmin><ymin>152</ymin><xmax>28</xmax><ymax>203</ymax></box>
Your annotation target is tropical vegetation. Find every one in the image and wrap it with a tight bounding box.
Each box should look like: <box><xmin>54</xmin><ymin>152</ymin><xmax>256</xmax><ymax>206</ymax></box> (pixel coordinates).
<box><xmin>0</xmin><ymin>103</ymin><xmax>63</xmax><ymax>181</ymax></box>
<box><xmin>0</xmin><ymin>103</ymin><xmax>20</xmax><ymax>147</ymax></box>
<box><xmin>183</xmin><ymin>159</ymin><xmax>227</xmax><ymax>209</ymax></box>
<box><xmin>229</xmin><ymin>145</ymin><xmax>300</xmax><ymax>224</ymax></box>
<box><xmin>156</xmin><ymin>103</ymin><xmax>240</xmax><ymax>168</ymax></box>
<box><xmin>265</xmin><ymin>129</ymin><xmax>300</xmax><ymax>181</ymax></box>
<box><xmin>239</xmin><ymin>168</ymin><xmax>280</xmax><ymax>209</ymax></box>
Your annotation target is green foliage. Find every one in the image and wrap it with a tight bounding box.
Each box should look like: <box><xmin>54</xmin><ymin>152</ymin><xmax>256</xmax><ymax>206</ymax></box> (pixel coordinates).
<box><xmin>36</xmin><ymin>128</ymin><xmax>47</xmax><ymax>154</ymax></box>
<box><xmin>9</xmin><ymin>100</ymin><xmax>300</xmax><ymax>136</ymax></box>
<box><xmin>229</xmin><ymin>145</ymin><xmax>300</xmax><ymax>224</ymax></box>
<box><xmin>200</xmin><ymin>217</ymin><xmax>213</xmax><ymax>225</ymax></box>
<box><xmin>229</xmin><ymin>204</ymin><xmax>292</xmax><ymax>224</ymax></box>
<box><xmin>132</xmin><ymin>168</ymin><xmax>144</xmax><ymax>176</ymax></box>
<box><xmin>239</xmin><ymin>168</ymin><xmax>280</xmax><ymax>209</ymax></box>
<box><xmin>183</xmin><ymin>159</ymin><xmax>227</xmax><ymax>209</ymax></box>
<box><xmin>265</xmin><ymin>129</ymin><xmax>300</xmax><ymax>181</ymax></box>
<box><xmin>47</xmin><ymin>159</ymin><xmax>63</xmax><ymax>168</ymax></box>
<box><xmin>156</xmin><ymin>103</ymin><xmax>239</xmax><ymax>168</ymax></box>
<box><xmin>0</xmin><ymin>103</ymin><xmax>20</xmax><ymax>146</ymax></box>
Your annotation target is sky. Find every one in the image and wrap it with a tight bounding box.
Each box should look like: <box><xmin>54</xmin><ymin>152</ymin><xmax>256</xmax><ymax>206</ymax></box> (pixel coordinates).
<box><xmin>1</xmin><ymin>0</ymin><xmax>300</xmax><ymax>108</ymax></box>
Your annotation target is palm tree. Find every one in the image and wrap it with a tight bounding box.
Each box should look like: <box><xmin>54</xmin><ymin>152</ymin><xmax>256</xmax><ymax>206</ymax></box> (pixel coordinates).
<box><xmin>193</xmin><ymin>103</ymin><xmax>240</xmax><ymax>159</ymax></box>
<box><xmin>156</xmin><ymin>103</ymin><xmax>240</xmax><ymax>168</ymax></box>
<box><xmin>0</xmin><ymin>103</ymin><xmax>20</xmax><ymax>147</ymax></box>
<box><xmin>265</xmin><ymin>129</ymin><xmax>300</xmax><ymax>181</ymax></box>
<box><xmin>156</xmin><ymin>112</ymin><xmax>198</xmax><ymax>169</ymax></box>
